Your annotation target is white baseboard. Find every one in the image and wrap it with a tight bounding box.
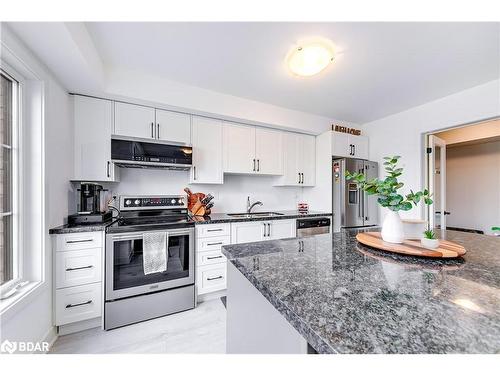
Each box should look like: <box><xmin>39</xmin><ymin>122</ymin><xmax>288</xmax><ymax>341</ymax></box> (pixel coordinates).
<box><xmin>57</xmin><ymin>317</ymin><xmax>102</xmax><ymax>336</ymax></box>
<box><xmin>197</xmin><ymin>289</ymin><xmax>227</xmax><ymax>303</ymax></box>
<box><xmin>42</xmin><ymin>326</ymin><xmax>58</xmax><ymax>354</ymax></box>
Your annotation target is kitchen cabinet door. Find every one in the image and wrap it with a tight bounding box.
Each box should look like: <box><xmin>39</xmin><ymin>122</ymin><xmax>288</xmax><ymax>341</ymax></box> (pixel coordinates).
<box><xmin>114</xmin><ymin>102</ymin><xmax>156</xmax><ymax>140</ymax></box>
<box><xmin>269</xmin><ymin>219</ymin><xmax>296</xmax><ymax>240</ymax></box>
<box><xmin>255</xmin><ymin>128</ymin><xmax>283</xmax><ymax>175</ymax></box>
<box><xmin>73</xmin><ymin>95</ymin><xmax>119</xmax><ymax>182</ymax></box>
<box><xmin>231</xmin><ymin>221</ymin><xmax>266</xmax><ymax>244</ymax></box>
<box><xmin>331</xmin><ymin>131</ymin><xmax>351</xmax><ymax>158</ymax></box>
<box><xmin>190</xmin><ymin>116</ymin><xmax>224</xmax><ymax>184</ymax></box>
<box><xmin>223</xmin><ymin>122</ymin><xmax>256</xmax><ymax>174</ymax></box>
<box><xmin>299</xmin><ymin>135</ymin><xmax>316</xmax><ymax>186</ymax></box>
<box><xmin>155</xmin><ymin>109</ymin><xmax>191</xmax><ymax>144</ymax></box>
<box><xmin>277</xmin><ymin>132</ymin><xmax>300</xmax><ymax>185</ymax></box>
<box><xmin>349</xmin><ymin>135</ymin><xmax>369</xmax><ymax>159</ymax></box>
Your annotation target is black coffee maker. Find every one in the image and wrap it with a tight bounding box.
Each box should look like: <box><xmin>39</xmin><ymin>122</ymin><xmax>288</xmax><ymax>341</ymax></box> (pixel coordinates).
<box><xmin>68</xmin><ymin>183</ymin><xmax>112</xmax><ymax>225</ymax></box>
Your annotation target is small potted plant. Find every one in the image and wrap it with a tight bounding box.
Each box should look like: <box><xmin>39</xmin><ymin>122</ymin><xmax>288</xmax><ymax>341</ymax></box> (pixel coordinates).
<box><xmin>421</xmin><ymin>229</ymin><xmax>439</xmax><ymax>249</ymax></box>
<box><xmin>346</xmin><ymin>155</ymin><xmax>433</xmax><ymax>244</ymax></box>
<box><xmin>492</xmin><ymin>227</ymin><xmax>500</xmax><ymax>237</ymax></box>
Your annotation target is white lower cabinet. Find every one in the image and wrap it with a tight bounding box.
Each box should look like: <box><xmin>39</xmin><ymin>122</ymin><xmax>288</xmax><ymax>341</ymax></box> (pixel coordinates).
<box><xmin>231</xmin><ymin>219</ymin><xmax>296</xmax><ymax>244</ymax></box>
<box><xmin>53</xmin><ymin>231</ymin><xmax>104</xmax><ymax>330</ymax></box>
<box><xmin>55</xmin><ymin>282</ymin><xmax>102</xmax><ymax>326</ymax></box>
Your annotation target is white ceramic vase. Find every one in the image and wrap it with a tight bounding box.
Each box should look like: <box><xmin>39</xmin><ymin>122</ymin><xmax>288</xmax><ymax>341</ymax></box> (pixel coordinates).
<box><xmin>381</xmin><ymin>211</ymin><xmax>404</xmax><ymax>244</ymax></box>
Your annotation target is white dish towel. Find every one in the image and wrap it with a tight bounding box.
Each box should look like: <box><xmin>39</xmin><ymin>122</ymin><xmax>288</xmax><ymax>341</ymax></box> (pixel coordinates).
<box><xmin>143</xmin><ymin>232</ymin><xmax>168</xmax><ymax>275</ymax></box>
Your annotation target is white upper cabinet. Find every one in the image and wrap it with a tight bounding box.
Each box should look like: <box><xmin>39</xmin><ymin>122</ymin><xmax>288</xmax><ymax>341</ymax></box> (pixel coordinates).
<box><xmin>332</xmin><ymin>131</ymin><xmax>369</xmax><ymax>159</ymax></box>
<box><xmin>223</xmin><ymin>122</ymin><xmax>283</xmax><ymax>175</ymax></box>
<box><xmin>114</xmin><ymin>102</ymin><xmax>156</xmax><ymax>140</ymax></box>
<box><xmin>255</xmin><ymin>128</ymin><xmax>283</xmax><ymax>175</ymax></box>
<box><xmin>223</xmin><ymin>122</ymin><xmax>256</xmax><ymax>174</ymax></box>
<box><xmin>275</xmin><ymin>133</ymin><xmax>315</xmax><ymax>186</ymax></box>
<box><xmin>73</xmin><ymin>95</ymin><xmax>119</xmax><ymax>182</ymax></box>
<box><xmin>190</xmin><ymin>116</ymin><xmax>223</xmax><ymax>184</ymax></box>
<box><xmin>155</xmin><ymin>109</ymin><xmax>191</xmax><ymax>144</ymax></box>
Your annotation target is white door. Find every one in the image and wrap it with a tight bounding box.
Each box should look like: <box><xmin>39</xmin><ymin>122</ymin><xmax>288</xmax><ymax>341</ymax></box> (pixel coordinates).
<box><xmin>155</xmin><ymin>109</ymin><xmax>191</xmax><ymax>144</ymax></box>
<box><xmin>269</xmin><ymin>219</ymin><xmax>296</xmax><ymax>240</ymax></box>
<box><xmin>299</xmin><ymin>135</ymin><xmax>316</xmax><ymax>186</ymax></box>
<box><xmin>190</xmin><ymin>116</ymin><xmax>223</xmax><ymax>184</ymax></box>
<box><xmin>255</xmin><ymin>128</ymin><xmax>283</xmax><ymax>175</ymax></box>
<box><xmin>73</xmin><ymin>96</ymin><xmax>118</xmax><ymax>181</ymax></box>
<box><xmin>231</xmin><ymin>221</ymin><xmax>266</xmax><ymax>244</ymax></box>
<box><xmin>114</xmin><ymin>102</ymin><xmax>156</xmax><ymax>139</ymax></box>
<box><xmin>428</xmin><ymin>134</ymin><xmax>447</xmax><ymax>230</ymax></box>
<box><xmin>223</xmin><ymin>122</ymin><xmax>256</xmax><ymax>174</ymax></box>
<box><xmin>280</xmin><ymin>132</ymin><xmax>301</xmax><ymax>185</ymax></box>
<box><xmin>349</xmin><ymin>135</ymin><xmax>369</xmax><ymax>159</ymax></box>
<box><xmin>332</xmin><ymin>132</ymin><xmax>350</xmax><ymax>157</ymax></box>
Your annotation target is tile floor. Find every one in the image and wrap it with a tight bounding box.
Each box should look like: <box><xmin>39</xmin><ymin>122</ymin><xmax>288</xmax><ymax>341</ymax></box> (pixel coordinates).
<box><xmin>50</xmin><ymin>299</ymin><xmax>226</xmax><ymax>354</ymax></box>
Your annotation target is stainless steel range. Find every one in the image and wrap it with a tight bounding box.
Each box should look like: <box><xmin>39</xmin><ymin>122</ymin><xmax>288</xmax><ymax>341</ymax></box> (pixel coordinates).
<box><xmin>104</xmin><ymin>195</ymin><xmax>195</xmax><ymax>330</ymax></box>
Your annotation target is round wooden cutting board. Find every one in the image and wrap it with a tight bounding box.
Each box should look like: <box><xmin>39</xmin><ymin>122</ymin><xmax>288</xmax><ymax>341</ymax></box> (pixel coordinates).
<box><xmin>356</xmin><ymin>232</ymin><xmax>466</xmax><ymax>258</ymax></box>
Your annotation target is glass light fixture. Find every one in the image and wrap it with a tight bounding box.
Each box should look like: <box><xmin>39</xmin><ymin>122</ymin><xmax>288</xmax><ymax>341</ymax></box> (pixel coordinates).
<box><xmin>286</xmin><ymin>38</ymin><xmax>335</xmax><ymax>77</ymax></box>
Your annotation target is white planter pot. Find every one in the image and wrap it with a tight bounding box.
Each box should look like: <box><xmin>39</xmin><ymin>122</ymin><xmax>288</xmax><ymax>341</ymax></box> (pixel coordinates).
<box><xmin>421</xmin><ymin>238</ymin><xmax>439</xmax><ymax>249</ymax></box>
<box><xmin>381</xmin><ymin>211</ymin><xmax>404</xmax><ymax>244</ymax></box>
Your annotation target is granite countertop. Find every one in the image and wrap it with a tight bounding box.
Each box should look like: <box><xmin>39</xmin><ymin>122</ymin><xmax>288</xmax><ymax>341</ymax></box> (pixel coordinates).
<box><xmin>50</xmin><ymin>210</ymin><xmax>332</xmax><ymax>234</ymax></box>
<box><xmin>222</xmin><ymin>229</ymin><xmax>500</xmax><ymax>354</ymax></box>
<box><xmin>191</xmin><ymin>210</ymin><xmax>332</xmax><ymax>225</ymax></box>
<box><xmin>49</xmin><ymin>221</ymin><xmax>113</xmax><ymax>234</ymax></box>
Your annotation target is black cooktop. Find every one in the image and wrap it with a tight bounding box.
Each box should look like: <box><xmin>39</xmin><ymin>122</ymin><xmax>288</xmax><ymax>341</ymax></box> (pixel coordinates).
<box><xmin>106</xmin><ymin>209</ymin><xmax>195</xmax><ymax>233</ymax></box>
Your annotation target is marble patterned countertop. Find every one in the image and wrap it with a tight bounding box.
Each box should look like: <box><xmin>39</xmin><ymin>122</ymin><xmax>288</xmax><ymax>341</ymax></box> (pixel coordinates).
<box><xmin>222</xmin><ymin>229</ymin><xmax>500</xmax><ymax>354</ymax></box>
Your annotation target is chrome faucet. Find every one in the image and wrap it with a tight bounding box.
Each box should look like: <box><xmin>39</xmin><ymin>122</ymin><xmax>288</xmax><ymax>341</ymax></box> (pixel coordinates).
<box><xmin>247</xmin><ymin>196</ymin><xmax>263</xmax><ymax>214</ymax></box>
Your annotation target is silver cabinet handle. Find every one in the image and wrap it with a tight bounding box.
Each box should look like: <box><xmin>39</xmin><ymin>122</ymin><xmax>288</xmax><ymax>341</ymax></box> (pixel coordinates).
<box><xmin>157</xmin><ymin>123</ymin><xmax>160</xmax><ymax>139</ymax></box>
<box><xmin>207</xmin><ymin>276</ymin><xmax>223</xmax><ymax>281</ymax></box>
<box><xmin>207</xmin><ymin>228</ymin><xmax>223</xmax><ymax>232</ymax></box>
<box><xmin>151</xmin><ymin>122</ymin><xmax>154</xmax><ymax>138</ymax></box>
<box><xmin>193</xmin><ymin>166</ymin><xmax>197</xmax><ymax>180</ymax></box>
<box><xmin>253</xmin><ymin>159</ymin><xmax>256</xmax><ymax>171</ymax></box>
<box><xmin>301</xmin><ymin>173</ymin><xmax>304</xmax><ymax>184</ymax></box>
<box><xmin>267</xmin><ymin>223</ymin><xmax>271</xmax><ymax>237</ymax></box>
<box><xmin>107</xmin><ymin>161</ymin><xmax>111</xmax><ymax>178</ymax></box>
<box><xmin>66</xmin><ymin>239</ymin><xmax>93</xmax><ymax>244</ymax></box>
<box><xmin>353</xmin><ymin>145</ymin><xmax>356</xmax><ymax>155</ymax></box>
<box><xmin>263</xmin><ymin>222</ymin><xmax>267</xmax><ymax>237</ymax></box>
<box><xmin>298</xmin><ymin>172</ymin><xmax>301</xmax><ymax>184</ymax></box>
<box><xmin>66</xmin><ymin>300</ymin><xmax>92</xmax><ymax>309</ymax></box>
<box><xmin>257</xmin><ymin>159</ymin><xmax>260</xmax><ymax>172</ymax></box>
<box><xmin>66</xmin><ymin>265</ymin><xmax>94</xmax><ymax>272</ymax></box>
<box><xmin>207</xmin><ymin>242</ymin><xmax>223</xmax><ymax>246</ymax></box>
<box><xmin>207</xmin><ymin>255</ymin><xmax>223</xmax><ymax>260</ymax></box>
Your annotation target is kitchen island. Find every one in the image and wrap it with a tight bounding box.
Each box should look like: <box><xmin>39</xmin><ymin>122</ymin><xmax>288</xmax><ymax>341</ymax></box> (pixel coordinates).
<box><xmin>222</xmin><ymin>229</ymin><xmax>500</xmax><ymax>354</ymax></box>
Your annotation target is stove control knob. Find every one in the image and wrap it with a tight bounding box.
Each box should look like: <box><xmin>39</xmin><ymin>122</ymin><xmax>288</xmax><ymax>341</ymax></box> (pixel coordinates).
<box><xmin>134</xmin><ymin>199</ymin><xmax>140</xmax><ymax>205</ymax></box>
<box><xmin>125</xmin><ymin>200</ymin><xmax>131</xmax><ymax>206</ymax></box>
<box><xmin>171</xmin><ymin>199</ymin><xmax>176</xmax><ymax>204</ymax></box>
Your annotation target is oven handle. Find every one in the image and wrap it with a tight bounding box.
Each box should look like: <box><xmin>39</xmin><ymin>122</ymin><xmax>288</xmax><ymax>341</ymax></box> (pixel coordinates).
<box><xmin>109</xmin><ymin>229</ymin><xmax>193</xmax><ymax>241</ymax></box>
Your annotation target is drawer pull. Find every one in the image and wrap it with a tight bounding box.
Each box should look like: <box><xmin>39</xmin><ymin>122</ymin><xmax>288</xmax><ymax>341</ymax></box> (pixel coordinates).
<box><xmin>207</xmin><ymin>276</ymin><xmax>223</xmax><ymax>281</ymax></box>
<box><xmin>207</xmin><ymin>242</ymin><xmax>223</xmax><ymax>246</ymax></box>
<box><xmin>66</xmin><ymin>300</ymin><xmax>92</xmax><ymax>309</ymax></box>
<box><xmin>66</xmin><ymin>265</ymin><xmax>94</xmax><ymax>272</ymax></box>
<box><xmin>207</xmin><ymin>229</ymin><xmax>223</xmax><ymax>232</ymax></box>
<box><xmin>207</xmin><ymin>256</ymin><xmax>223</xmax><ymax>260</ymax></box>
<box><xmin>66</xmin><ymin>239</ymin><xmax>93</xmax><ymax>244</ymax></box>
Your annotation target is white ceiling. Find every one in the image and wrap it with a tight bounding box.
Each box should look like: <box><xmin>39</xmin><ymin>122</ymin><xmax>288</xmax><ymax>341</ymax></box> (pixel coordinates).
<box><xmin>85</xmin><ymin>22</ymin><xmax>499</xmax><ymax>123</ymax></box>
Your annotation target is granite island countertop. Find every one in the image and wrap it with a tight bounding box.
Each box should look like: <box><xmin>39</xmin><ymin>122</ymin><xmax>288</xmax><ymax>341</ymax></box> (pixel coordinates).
<box><xmin>222</xmin><ymin>229</ymin><xmax>500</xmax><ymax>354</ymax></box>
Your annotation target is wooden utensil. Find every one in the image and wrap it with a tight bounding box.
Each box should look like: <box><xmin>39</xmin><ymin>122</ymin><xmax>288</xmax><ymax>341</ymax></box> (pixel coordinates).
<box><xmin>356</xmin><ymin>232</ymin><xmax>466</xmax><ymax>258</ymax></box>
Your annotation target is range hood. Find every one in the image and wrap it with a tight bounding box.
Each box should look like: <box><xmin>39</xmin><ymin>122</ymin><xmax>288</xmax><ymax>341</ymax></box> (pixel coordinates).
<box><xmin>111</xmin><ymin>138</ymin><xmax>192</xmax><ymax>171</ymax></box>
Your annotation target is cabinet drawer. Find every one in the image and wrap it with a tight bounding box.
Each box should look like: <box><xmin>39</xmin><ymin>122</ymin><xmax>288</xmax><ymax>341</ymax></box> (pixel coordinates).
<box><xmin>56</xmin><ymin>248</ymin><xmax>102</xmax><ymax>289</ymax></box>
<box><xmin>55</xmin><ymin>283</ymin><xmax>102</xmax><ymax>326</ymax></box>
<box><xmin>196</xmin><ymin>223</ymin><xmax>230</xmax><ymax>238</ymax></box>
<box><xmin>196</xmin><ymin>264</ymin><xmax>227</xmax><ymax>295</ymax></box>
<box><xmin>55</xmin><ymin>232</ymin><xmax>102</xmax><ymax>252</ymax></box>
<box><xmin>196</xmin><ymin>235</ymin><xmax>230</xmax><ymax>252</ymax></box>
<box><xmin>197</xmin><ymin>249</ymin><xmax>226</xmax><ymax>267</ymax></box>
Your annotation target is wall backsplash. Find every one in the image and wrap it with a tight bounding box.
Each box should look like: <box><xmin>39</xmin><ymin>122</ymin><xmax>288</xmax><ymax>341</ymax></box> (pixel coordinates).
<box><xmin>96</xmin><ymin>168</ymin><xmax>306</xmax><ymax>214</ymax></box>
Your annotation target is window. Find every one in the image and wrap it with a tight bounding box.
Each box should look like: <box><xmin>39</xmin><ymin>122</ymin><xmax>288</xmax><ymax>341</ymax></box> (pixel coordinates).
<box><xmin>0</xmin><ymin>70</ymin><xmax>19</xmax><ymax>289</ymax></box>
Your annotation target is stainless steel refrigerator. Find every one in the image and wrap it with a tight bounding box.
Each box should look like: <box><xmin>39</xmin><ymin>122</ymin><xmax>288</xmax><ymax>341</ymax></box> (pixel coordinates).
<box><xmin>332</xmin><ymin>158</ymin><xmax>379</xmax><ymax>232</ymax></box>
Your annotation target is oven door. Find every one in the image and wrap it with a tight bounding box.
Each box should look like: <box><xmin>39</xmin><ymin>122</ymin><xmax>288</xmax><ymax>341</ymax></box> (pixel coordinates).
<box><xmin>105</xmin><ymin>228</ymin><xmax>194</xmax><ymax>301</ymax></box>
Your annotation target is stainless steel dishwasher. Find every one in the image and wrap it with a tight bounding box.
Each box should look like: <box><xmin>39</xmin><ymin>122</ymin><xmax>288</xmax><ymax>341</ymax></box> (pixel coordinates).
<box><xmin>296</xmin><ymin>217</ymin><xmax>331</xmax><ymax>237</ymax></box>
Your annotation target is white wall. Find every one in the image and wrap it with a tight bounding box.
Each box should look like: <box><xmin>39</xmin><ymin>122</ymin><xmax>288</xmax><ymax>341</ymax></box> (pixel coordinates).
<box><xmin>0</xmin><ymin>25</ymin><xmax>73</xmax><ymax>347</ymax></box>
<box><xmin>111</xmin><ymin>168</ymin><xmax>304</xmax><ymax>214</ymax></box>
<box><xmin>362</xmin><ymin>79</ymin><xmax>500</xmax><ymax>220</ymax></box>
<box><xmin>446</xmin><ymin>141</ymin><xmax>500</xmax><ymax>235</ymax></box>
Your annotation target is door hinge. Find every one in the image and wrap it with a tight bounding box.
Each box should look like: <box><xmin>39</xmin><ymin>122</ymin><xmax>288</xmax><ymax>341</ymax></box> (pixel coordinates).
<box><xmin>426</xmin><ymin>147</ymin><xmax>432</xmax><ymax>154</ymax></box>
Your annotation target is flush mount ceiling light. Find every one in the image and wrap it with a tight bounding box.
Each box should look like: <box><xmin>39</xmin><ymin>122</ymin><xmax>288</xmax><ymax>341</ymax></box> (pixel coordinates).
<box><xmin>286</xmin><ymin>38</ymin><xmax>335</xmax><ymax>77</ymax></box>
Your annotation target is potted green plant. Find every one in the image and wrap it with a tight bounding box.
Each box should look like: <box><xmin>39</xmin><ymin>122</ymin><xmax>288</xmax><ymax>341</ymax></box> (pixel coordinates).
<box><xmin>346</xmin><ymin>155</ymin><xmax>433</xmax><ymax>244</ymax></box>
<box><xmin>421</xmin><ymin>229</ymin><xmax>439</xmax><ymax>249</ymax></box>
<box><xmin>492</xmin><ymin>227</ymin><xmax>500</xmax><ymax>237</ymax></box>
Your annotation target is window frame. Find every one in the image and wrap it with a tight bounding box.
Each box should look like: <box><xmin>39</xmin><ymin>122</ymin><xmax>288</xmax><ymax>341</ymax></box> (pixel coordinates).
<box><xmin>0</xmin><ymin>64</ymin><xmax>23</xmax><ymax>295</ymax></box>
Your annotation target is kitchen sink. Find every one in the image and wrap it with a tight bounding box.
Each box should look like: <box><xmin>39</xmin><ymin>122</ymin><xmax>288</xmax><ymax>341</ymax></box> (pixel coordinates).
<box><xmin>227</xmin><ymin>212</ymin><xmax>285</xmax><ymax>219</ymax></box>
